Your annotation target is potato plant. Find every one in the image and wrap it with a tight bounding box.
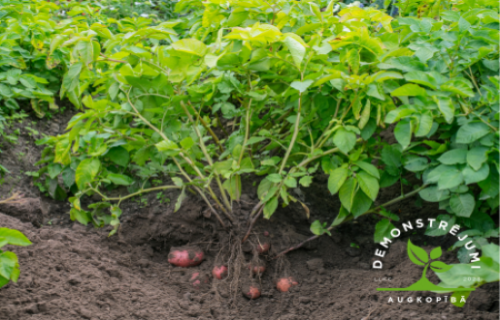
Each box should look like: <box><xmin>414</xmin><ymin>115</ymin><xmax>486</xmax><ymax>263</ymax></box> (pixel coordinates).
<box><xmin>8</xmin><ymin>0</ymin><xmax>496</xmax><ymax>287</ymax></box>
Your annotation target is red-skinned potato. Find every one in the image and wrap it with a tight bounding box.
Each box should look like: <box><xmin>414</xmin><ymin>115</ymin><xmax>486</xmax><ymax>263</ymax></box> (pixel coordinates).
<box><xmin>276</xmin><ymin>277</ymin><xmax>298</xmax><ymax>292</ymax></box>
<box><xmin>168</xmin><ymin>246</ymin><xmax>204</xmax><ymax>267</ymax></box>
<box><xmin>248</xmin><ymin>263</ymin><xmax>266</xmax><ymax>276</ymax></box>
<box><xmin>212</xmin><ymin>265</ymin><xmax>228</xmax><ymax>280</ymax></box>
<box><xmin>256</xmin><ymin>242</ymin><xmax>270</xmax><ymax>254</ymax></box>
<box><xmin>190</xmin><ymin>272</ymin><xmax>209</xmax><ymax>289</ymax></box>
<box><xmin>242</xmin><ymin>284</ymin><xmax>261</xmax><ymax>299</ymax></box>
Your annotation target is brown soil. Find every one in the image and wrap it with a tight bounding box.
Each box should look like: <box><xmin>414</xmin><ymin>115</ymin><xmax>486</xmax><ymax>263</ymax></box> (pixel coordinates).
<box><xmin>0</xmin><ymin>112</ymin><xmax>498</xmax><ymax>320</ymax></box>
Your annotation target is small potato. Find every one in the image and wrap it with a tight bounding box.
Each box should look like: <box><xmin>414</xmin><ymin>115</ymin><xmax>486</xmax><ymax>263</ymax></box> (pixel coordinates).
<box><xmin>212</xmin><ymin>265</ymin><xmax>228</xmax><ymax>280</ymax></box>
<box><xmin>248</xmin><ymin>263</ymin><xmax>266</xmax><ymax>276</ymax></box>
<box><xmin>190</xmin><ymin>272</ymin><xmax>209</xmax><ymax>289</ymax></box>
<box><xmin>256</xmin><ymin>242</ymin><xmax>270</xmax><ymax>255</ymax></box>
<box><xmin>242</xmin><ymin>284</ymin><xmax>261</xmax><ymax>299</ymax></box>
<box><xmin>168</xmin><ymin>246</ymin><xmax>204</xmax><ymax>267</ymax></box>
<box><xmin>276</xmin><ymin>277</ymin><xmax>298</xmax><ymax>292</ymax></box>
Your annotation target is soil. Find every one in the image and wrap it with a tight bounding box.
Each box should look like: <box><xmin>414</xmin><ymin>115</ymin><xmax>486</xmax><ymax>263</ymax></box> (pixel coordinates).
<box><xmin>0</xmin><ymin>110</ymin><xmax>498</xmax><ymax>320</ymax></box>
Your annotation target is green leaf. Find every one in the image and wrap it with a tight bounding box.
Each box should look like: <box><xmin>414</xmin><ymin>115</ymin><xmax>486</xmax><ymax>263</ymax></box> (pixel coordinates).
<box><xmin>404</xmin><ymin>155</ymin><xmax>428</xmax><ymax>172</ymax></box>
<box><xmin>391</xmin><ymin>84</ymin><xmax>426</xmax><ymax>97</ymax></box>
<box><xmin>438</xmin><ymin>149</ymin><xmax>467</xmax><ymax>165</ymax></box>
<box><xmin>449</xmin><ymin>193</ymin><xmax>475</xmax><ymax>217</ymax></box>
<box><xmin>180</xmin><ymin>137</ymin><xmax>195</xmax><ymax>150</ymax></box>
<box><xmin>374</xmin><ymin>219</ymin><xmax>395</xmax><ymax>243</ymax></box>
<box><xmin>310</xmin><ymin>220</ymin><xmax>325</xmax><ymax>236</ymax></box>
<box><xmin>266</xmin><ymin>173</ymin><xmax>282</xmax><ymax>183</ymax></box>
<box><xmin>327</xmin><ymin>167</ymin><xmax>349</xmax><ymax>195</ymax></box>
<box><xmin>62</xmin><ymin>167</ymin><xmax>75</xmax><ymax>188</ymax></box>
<box><xmin>438</xmin><ymin>168</ymin><xmax>463</xmax><ymax>190</ymax></box>
<box><xmin>172</xmin><ymin>39</ymin><xmax>207</xmax><ymax>56</ymax></box>
<box><xmin>106</xmin><ymin>146</ymin><xmax>129</xmax><ymax>168</ymax></box>
<box><xmin>62</xmin><ymin>63</ymin><xmax>83</xmax><ymax>94</ymax></box>
<box><xmin>246</xmin><ymin>136</ymin><xmax>266</xmax><ymax>145</ymax></box>
<box><xmin>482</xmin><ymin>244</ymin><xmax>500</xmax><ymax>263</ymax></box>
<box><xmin>257</xmin><ymin>178</ymin><xmax>273</xmax><ymax>200</ymax></box>
<box><xmin>441</xmin><ymin>79</ymin><xmax>474</xmax><ymax>97</ymax></box>
<box><xmin>381</xmin><ymin>145</ymin><xmax>402</xmax><ymax>167</ymax></box>
<box><xmin>430</xmin><ymin>247</ymin><xmax>442</xmax><ymax>259</ymax></box>
<box><xmin>47</xmin><ymin>163</ymin><xmax>63</xmax><ymax>179</ymax></box>
<box><xmin>358</xmin><ymin>99</ymin><xmax>371</xmax><ymax>129</ymax></box>
<box><xmin>155</xmin><ymin>139</ymin><xmax>179</xmax><ymax>151</ymax></box>
<box><xmin>435</xmin><ymin>98</ymin><xmax>454</xmax><ymax>124</ymax></box>
<box><xmin>174</xmin><ymin>187</ymin><xmax>186</xmax><ymax>212</ymax></box>
<box><xmin>425</xmin><ymin>215</ymin><xmax>456</xmax><ymax>236</ymax></box>
<box><xmin>458</xmin><ymin>17</ymin><xmax>471</xmax><ymax>32</ymax></box>
<box><xmin>456</xmin><ymin>122</ymin><xmax>491</xmax><ymax>144</ymax></box>
<box><xmin>263</xmin><ymin>196</ymin><xmax>278</xmax><ymax>219</ymax></box>
<box><xmin>419</xmin><ymin>186</ymin><xmax>450</xmax><ymax>203</ymax></box>
<box><xmin>0</xmin><ymin>252</ymin><xmax>17</xmax><ymax>279</ymax></box>
<box><xmin>75</xmin><ymin>158</ymin><xmax>100</xmax><ymax>190</ymax></box>
<box><xmin>415</xmin><ymin>114</ymin><xmax>433</xmax><ymax>137</ymax></box>
<box><xmin>333</xmin><ymin>128</ymin><xmax>357</xmax><ymax>154</ymax></box>
<box><xmin>339</xmin><ymin>177</ymin><xmax>357</xmax><ymax>212</ymax></box>
<box><xmin>467</xmin><ymin>147</ymin><xmax>488</xmax><ymax>171</ymax></box>
<box><xmin>426</xmin><ymin>164</ymin><xmax>456</xmax><ymax>183</ymax></box>
<box><xmin>404</xmin><ymin>71</ymin><xmax>437</xmax><ymax>89</ymax></box>
<box><xmin>226</xmin><ymin>10</ymin><xmax>249</xmax><ymax>27</ymax></box>
<box><xmin>407</xmin><ymin>239</ymin><xmax>429</xmax><ymax>266</ymax></box>
<box><xmin>385</xmin><ymin>108</ymin><xmax>415</xmax><ymax>124</ymax></box>
<box><xmin>0</xmin><ymin>228</ymin><xmax>31</xmax><ymax>246</ymax></box>
<box><xmin>284</xmin><ymin>36</ymin><xmax>305</xmax><ymax>70</ymax></box>
<box><xmin>356</xmin><ymin>171</ymin><xmax>379</xmax><ymax>201</ymax></box>
<box><xmin>351</xmin><ymin>190</ymin><xmax>373</xmax><ymax>218</ymax></box>
<box><xmin>355</xmin><ymin>161</ymin><xmax>380</xmax><ymax>179</ymax></box>
<box><xmin>463</xmin><ymin>164</ymin><xmax>489</xmax><ymax>184</ymax></box>
<box><xmin>284</xmin><ymin>176</ymin><xmax>297</xmax><ymax>188</ymax></box>
<box><xmin>48</xmin><ymin>179</ymin><xmax>67</xmax><ymax>201</ymax></box>
<box><xmin>430</xmin><ymin>260</ymin><xmax>452</xmax><ymax>273</ymax></box>
<box><xmin>394</xmin><ymin>119</ymin><xmax>412</xmax><ymax>150</ymax></box>
<box><xmin>299</xmin><ymin>176</ymin><xmax>313</xmax><ymax>187</ymax></box>
<box><xmin>107</xmin><ymin>173</ymin><xmax>134</xmax><ymax>186</ymax></box>
<box><xmin>361</xmin><ymin>118</ymin><xmax>377</xmax><ymax>140</ymax></box>
<box><xmin>290</xmin><ymin>80</ymin><xmax>313</xmax><ymax>93</ymax></box>
<box><xmin>70</xmin><ymin>208</ymin><xmax>91</xmax><ymax>225</ymax></box>
<box><xmin>346</xmin><ymin>48</ymin><xmax>360</xmax><ymax>74</ymax></box>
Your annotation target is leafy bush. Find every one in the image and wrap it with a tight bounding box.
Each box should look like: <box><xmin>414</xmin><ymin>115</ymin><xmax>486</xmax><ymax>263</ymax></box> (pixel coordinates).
<box><xmin>0</xmin><ymin>0</ymin><xmax>68</xmax><ymax>117</ymax></box>
<box><xmin>8</xmin><ymin>0</ymin><xmax>496</xmax><ymax>289</ymax></box>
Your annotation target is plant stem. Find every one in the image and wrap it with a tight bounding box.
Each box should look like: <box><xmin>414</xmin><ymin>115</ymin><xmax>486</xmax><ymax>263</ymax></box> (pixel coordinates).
<box><xmin>187</xmin><ymin>101</ymin><xmax>224</xmax><ymax>153</ymax></box>
<box><xmin>91</xmin><ymin>185</ymin><xmax>180</xmax><ymax>203</ymax></box>
<box><xmin>467</xmin><ymin>66</ymin><xmax>482</xmax><ymax>97</ymax></box>
<box><xmin>472</xmin><ymin>112</ymin><xmax>498</xmax><ymax>132</ymax></box>
<box><xmin>242</xmin><ymin>205</ymin><xmax>264</xmax><ymax>243</ymax></box>
<box><xmin>124</xmin><ymin>89</ymin><xmax>230</xmax><ymax>223</ymax></box>
<box><xmin>279</xmin><ymin>93</ymin><xmax>302</xmax><ymax>174</ymax></box>
<box><xmin>340</xmin><ymin>90</ymin><xmax>359</xmax><ymax>120</ymax></box>
<box><xmin>180</xmin><ymin>101</ymin><xmax>233</xmax><ymax>216</ymax></box>
<box><xmin>99</xmin><ymin>53</ymin><xmax>127</xmax><ymax>64</ymax></box>
<box><xmin>238</xmin><ymin>99</ymin><xmax>252</xmax><ymax>166</ymax></box>
<box><xmin>333</xmin><ymin>97</ymin><xmax>342</xmax><ymax>118</ymax></box>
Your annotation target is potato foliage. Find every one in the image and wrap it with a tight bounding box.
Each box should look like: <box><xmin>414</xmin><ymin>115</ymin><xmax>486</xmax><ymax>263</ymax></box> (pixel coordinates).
<box><xmin>0</xmin><ymin>0</ymin><xmax>497</xmax><ymax>296</ymax></box>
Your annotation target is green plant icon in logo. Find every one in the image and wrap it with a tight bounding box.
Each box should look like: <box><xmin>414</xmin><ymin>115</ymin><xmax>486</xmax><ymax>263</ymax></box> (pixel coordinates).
<box><xmin>377</xmin><ymin>240</ymin><xmax>475</xmax><ymax>292</ymax></box>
